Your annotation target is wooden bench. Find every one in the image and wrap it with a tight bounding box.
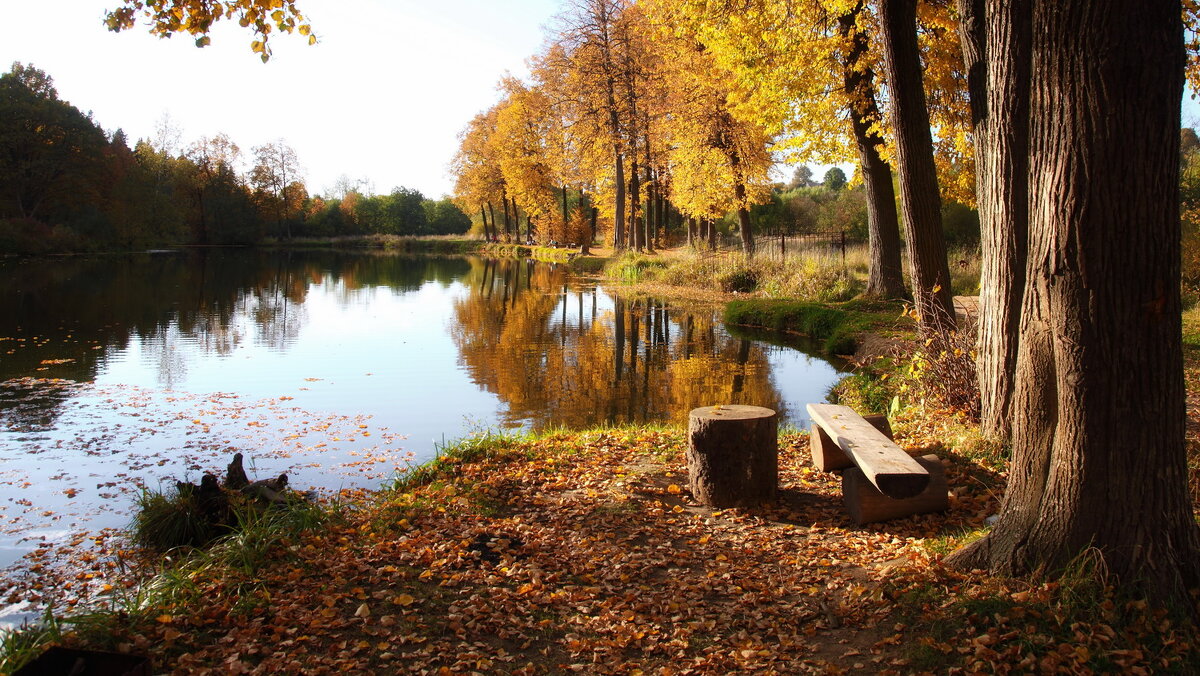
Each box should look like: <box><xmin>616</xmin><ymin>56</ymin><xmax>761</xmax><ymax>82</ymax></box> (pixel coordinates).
<box><xmin>807</xmin><ymin>403</ymin><xmax>948</xmax><ymax>525</ymax></box>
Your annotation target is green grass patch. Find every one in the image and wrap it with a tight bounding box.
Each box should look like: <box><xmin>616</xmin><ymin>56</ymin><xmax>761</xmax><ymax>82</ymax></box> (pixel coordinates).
<box><xmin>724</xmin><ymin>298</ymin><xmax>899</xmax><ymax>354</ymax></box>
<box><xmin>386</xmin><ymin>430</ymin><xmax>530</xmax><ymax>492</ymax></box>
<box><xmin>605</xmin><ymin>252</ymin><xmax>671</xmax><ymax>283</ymax></box>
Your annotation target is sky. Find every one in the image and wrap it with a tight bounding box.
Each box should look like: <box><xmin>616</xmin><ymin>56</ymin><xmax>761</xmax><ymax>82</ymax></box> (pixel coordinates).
<box><xmin>3</xmin><ymin>2</ymin><xmax>1200</xmax><ymax>200</ymax></box>
<box><xmin>0</xmin><ymin>0</ymin><xmax>563</xmax><ymax>199</ymax></box>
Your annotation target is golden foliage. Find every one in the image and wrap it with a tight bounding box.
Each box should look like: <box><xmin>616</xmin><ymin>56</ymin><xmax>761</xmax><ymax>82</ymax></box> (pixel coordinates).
<box><xmin>105</xmin><ymin>0</ymin><xmax>314</xmax><ymax>61</ymax></box>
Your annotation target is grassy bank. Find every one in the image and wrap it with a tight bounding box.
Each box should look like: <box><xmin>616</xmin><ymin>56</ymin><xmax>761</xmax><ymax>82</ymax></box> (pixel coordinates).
<box><xmin>4</xmin><ymin>423</ymin><xmax>1193</xmax><ymax>674</ymax></box>
<box><xmin>724</xmin><ymin>298</ymin><xmax>905</xmax><ymax>355</ymax></box>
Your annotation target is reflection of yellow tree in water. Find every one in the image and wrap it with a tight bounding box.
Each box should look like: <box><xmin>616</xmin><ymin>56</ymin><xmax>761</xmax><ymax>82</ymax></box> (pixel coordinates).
<box><xmin>451</xmin><ymin>258</ymin><xmax>783</xmax><ymax>429</ymax></box>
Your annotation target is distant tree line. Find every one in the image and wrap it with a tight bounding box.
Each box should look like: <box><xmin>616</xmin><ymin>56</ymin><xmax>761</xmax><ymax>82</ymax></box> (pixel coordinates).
<box><xmin>0</xmin><ymin>63</ymin><xmax>470</xmax><ymax>254</ymax></box>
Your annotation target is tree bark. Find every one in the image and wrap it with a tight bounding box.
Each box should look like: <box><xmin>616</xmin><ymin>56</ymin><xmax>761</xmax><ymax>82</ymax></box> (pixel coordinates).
<box><xmin>838</xmin><ymin>5</ymin><xmax>906</xmax><ymax>299</ymax></box>
<box><xmin>876</xmin><ymin>0</ymin><xmax>955</xmax><ymax>333</ymax></box>
<box><xmin>957</xmin><ymin>0</ymin><xmax>1030</xmax><ymax>440</ymax></box>
<box><xmin>947</xmin><ymin>0</ymin><xmax>1200</xmax><ymax>604</ymax></box>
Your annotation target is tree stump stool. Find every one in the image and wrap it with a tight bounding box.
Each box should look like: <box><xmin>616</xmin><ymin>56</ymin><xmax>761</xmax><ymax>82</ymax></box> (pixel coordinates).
<box><xmin>687</xmin><ymin>405</ymin><xmax>778</xmax><ymax>507</ymax></box>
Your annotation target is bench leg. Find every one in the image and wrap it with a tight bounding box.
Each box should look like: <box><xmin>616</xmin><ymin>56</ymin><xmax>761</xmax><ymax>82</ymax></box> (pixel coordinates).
<box><xmin>842</xmin><ymin>454</ymin><xmax>949</xmax><ymax>525</ymax></box>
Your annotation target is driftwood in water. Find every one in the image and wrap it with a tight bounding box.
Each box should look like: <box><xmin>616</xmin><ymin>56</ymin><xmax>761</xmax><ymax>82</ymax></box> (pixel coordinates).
<box><xmin>224</xmin><ymin>453</ymin><xmax>289</xmax><ymax>504</ymax></box>
<box><xmin>225</xmin><ymin>453</ymin><xmax>250</xmax><ymax>490</ymax></box>
<box><xmin>175</xmin><ymin>473</ymin><xmax>231</xmax><ymax>530</ymax></box>
<box><xmin>243</xmin><ymin>474</ymin><xmax>290</xmax><ymax>505</ymax></box>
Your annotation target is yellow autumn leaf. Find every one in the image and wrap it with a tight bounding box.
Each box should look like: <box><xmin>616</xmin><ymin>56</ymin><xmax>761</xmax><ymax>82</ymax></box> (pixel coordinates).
<box><xmin>392</xmin><ymin>593</ymin><xmax>416</xmax><ymax>606</ymax></box>
<box><xmin>666</xmin><ymin>484</ymin><xmax>681</xmax><ymax>494</ymax></box>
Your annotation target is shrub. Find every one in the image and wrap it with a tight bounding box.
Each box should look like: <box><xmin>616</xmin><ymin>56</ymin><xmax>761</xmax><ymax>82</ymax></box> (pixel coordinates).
<box><xmin>829</xmin><ymin>372</ymin><xmax>894</xmax><ymax>414</ymax></box>
<box><xmin>717</xmin><ymin>267</ymin><xmax>758</xmax><ymax>292</ymax></box>
<box><xmin>895</xmin><ymin>305</ymin><xmax>981</xmax><ymax>420</ymax></box>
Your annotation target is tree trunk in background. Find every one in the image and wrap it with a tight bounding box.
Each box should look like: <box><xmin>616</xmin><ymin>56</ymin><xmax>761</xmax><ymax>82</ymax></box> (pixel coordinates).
<box><xmin>589</xmin><ymin>204</ymin><xmax>598</xmax><ymax>253</ymax></box>
<box><xmin>613</xmin><ymin>151</ymin><xmax>626</xmax><ymax>250</ymax></box>
<box><xmin>838</xmin><ymin>5</ymin><xmax>905</xmax><ymax>299</ymax></box>
<box><xmin>707</xmin><ymin>217</ymin><xmax>717</xmax><ymax>250</ymax></box>
<box><xmin>479</xmin><ymin>204</ymin><xmax>489</xmax><ymax>241</ymax></box>
<box><xmin>487</xmin><ymin>201</ymin><xmax>497</xmax><ymax>241</ymax></box>
<box><xmin>656</xmin><ymin>193</ymin><xmax>666</xmax><ymax>249</ymax></box>
<box><xmin>687</xmin><ymin>217</ymin><xmax>697</xmax><ymax>247</ymax></box>
<box><xmin>501</xmin><ymin>193</ymin><xmax>512</xmax><ymax>241</ymax></box>
<box><xmin>956</xmin><ymin>0</ymin><xmax>1029</xmax><ymax>440</ymax></box>
<box><xmin>946</xmin><ymin>0</ymin><xmax>1200</xmax><ymax>605</ymax></box>
<box><xmin>877</xmin><ymin>0</ymin><xmax>954</xmax><ymax>332</ymax></box>
<box><xmin>510</xmin><ymin>197</ymin><xmax>521</xmax><ymax>242</ymax></box>
<box><xmin>629</xmin><ymin>159</ymin><xmax>643</xmax><ymax>251</ymax></box>
<box><xmin>644</xmin><ymin>167</ymin><xmax>656</xmax><ymax>253</ymax></box>
<box><xmin>563</xmin><ymin>185</ymin><xmax>570</xmax><ymax>238</ymax></box>
<box><xmin>735</xmin><ymin>185</ymin><xmax>754</xmax><ymax>256</ymax></box>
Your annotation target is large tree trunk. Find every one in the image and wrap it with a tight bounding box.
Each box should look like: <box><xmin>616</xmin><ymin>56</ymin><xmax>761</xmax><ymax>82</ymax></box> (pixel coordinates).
<box><xmin>877</xmin><ymin>0</ymin><xmax>955</xmax><ymax>333</ymax></box>
<box><xmin>957</xmin><ymin>0</ymin><xmax>1030</xmax><ymax>440</ymax></box>
<box><xmin>947</xmin><ymin>0</ymin><xmax>1200</xmax><ymax>604</ymax></box>
<box><xmin>838</xmin><ymin>5</ymin><xmax>906</xmax><ymax>299</ymax></box>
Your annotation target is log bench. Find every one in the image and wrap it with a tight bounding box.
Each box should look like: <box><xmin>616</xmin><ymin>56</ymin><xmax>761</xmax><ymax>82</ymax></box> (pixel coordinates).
<box><xmin>806</xmin><ymin>403</ymin><xmax>948</xmax><ymax>525</ymax></box>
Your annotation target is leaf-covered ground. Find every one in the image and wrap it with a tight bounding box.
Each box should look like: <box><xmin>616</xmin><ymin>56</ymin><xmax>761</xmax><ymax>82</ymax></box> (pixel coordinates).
<box><xmin>34</xmin><ymin>423</ymin><xmax>1194</xmax><ymax>674</ymax></box>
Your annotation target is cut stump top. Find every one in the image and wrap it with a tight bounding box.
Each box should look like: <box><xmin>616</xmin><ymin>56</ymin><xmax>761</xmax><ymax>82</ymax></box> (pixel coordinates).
<box><xmin>690</xmin><ymin>405</ymin><xmax>777</xmax><ymax>422</ymax></box>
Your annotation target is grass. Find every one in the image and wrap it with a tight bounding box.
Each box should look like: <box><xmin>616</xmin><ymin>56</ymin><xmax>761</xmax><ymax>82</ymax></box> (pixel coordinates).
<box><xmin>723</xmin><ymin>297</ymin><xmax>902</xmax><ymax>354</ymax></box>
<box><xmin>657</xmin><ymin>251</ymin><xmax>860</xmax><ymax>301</ymax></box>
<box><xmin>0</xmin><ymin>608</ymin><xmax>64</xmax><ymax>675</ymax></box>
<box><xmin>384</xmin><ymin>429</ymin><xmax>531</xmax><ymax>492</ymax></box>
<box><xmin>130</xmin><ymin>485</ymin><xmax>225</xmax><ymax>550</ymax></box>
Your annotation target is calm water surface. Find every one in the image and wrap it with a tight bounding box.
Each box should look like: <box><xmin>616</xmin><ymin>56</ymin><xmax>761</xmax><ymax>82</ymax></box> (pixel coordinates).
<box><xmin>0</xmin><ymin>249</ymin><xmax>846</xmax><ymax>622</ymax></box>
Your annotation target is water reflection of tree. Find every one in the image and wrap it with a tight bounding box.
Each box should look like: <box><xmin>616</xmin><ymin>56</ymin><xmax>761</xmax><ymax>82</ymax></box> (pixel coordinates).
<box><xmin>450</xmin><ymin>258</ymin><xmax>785</xmax><ymax>429</ymax></box>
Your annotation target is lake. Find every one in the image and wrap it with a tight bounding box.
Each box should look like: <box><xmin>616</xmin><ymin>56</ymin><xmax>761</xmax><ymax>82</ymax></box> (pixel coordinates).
<box><xmin>0</xmin><ymin>249</ymin><xmax>846</xmax><ymax>624</ymax></box>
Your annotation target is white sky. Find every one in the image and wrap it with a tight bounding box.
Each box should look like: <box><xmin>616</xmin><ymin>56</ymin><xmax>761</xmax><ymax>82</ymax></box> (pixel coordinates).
<box><xmin>0</xmin><ymin>0</ymin><xmax>562</xmax><ymax>199</ymax></box>
<box><xmin>3</xmin><ymin>2</ymin><xmax>1199</xmax><ymax>199</ymax></box>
